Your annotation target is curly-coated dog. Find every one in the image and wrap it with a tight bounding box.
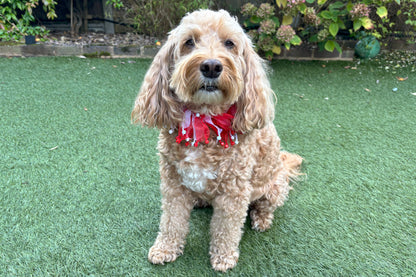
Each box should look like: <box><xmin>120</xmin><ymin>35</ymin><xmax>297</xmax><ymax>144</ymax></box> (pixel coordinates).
<box><xmin>132</xmin><ymin>9</ymin><xmax>302</xmax><ymax>272</ymax></box>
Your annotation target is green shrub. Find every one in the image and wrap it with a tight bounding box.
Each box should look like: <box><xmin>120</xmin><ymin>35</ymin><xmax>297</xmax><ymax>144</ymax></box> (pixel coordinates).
<box><xmin>109</xmin><ymin>0</ymin><xmax>215</xmax><ymax>37</ymax></box>
<box><xmin>242</xmin><ymin>0</ymin><xmax>415</xmax><ymax>59</ymax></box>
<box><xmin>0</xmin><ymin>0</ymin><xmax>57</xmax><ymax>41</ymax></box>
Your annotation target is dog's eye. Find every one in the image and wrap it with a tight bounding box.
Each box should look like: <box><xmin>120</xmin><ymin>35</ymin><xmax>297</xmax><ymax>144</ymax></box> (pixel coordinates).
<box><xmin>224</xmin><ymin>39</ymin><xmax>235</xmax><ymax>49</ymax></box>
<box><xmin>185</xmin><ymin>38</ymin><xmax>195</xmax><ymax>47</ymax></box>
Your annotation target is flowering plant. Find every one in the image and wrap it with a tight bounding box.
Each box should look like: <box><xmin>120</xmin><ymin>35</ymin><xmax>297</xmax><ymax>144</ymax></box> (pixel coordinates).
<box><xmin>242</xmin><ymin>0</ymin><xmax>404</xmax><ymax>58</ymax></box>
<box><xmin>242</xmin><ymin>2</ymin><xmax>301</xmax><ymax>60</ymax></box>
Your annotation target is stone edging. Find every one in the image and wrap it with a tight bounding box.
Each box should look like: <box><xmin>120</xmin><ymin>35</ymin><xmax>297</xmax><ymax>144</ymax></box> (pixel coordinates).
<box><xmin>0</xmin><ymin>43</ymin><xmax>355</xmax><ymax>60</ymax></box>
<box><xmin>0</xmin><ymin>44</ymin><xmax>159</xmax><ymax>58</ymax></box>
<box><xmin>1</xmin><ymin>39</ymin><xmax>415</xmax><ymax>60</ymax></box>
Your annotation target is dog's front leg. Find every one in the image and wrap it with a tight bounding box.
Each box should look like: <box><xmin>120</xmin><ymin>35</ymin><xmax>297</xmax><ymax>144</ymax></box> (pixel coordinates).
<box><xmin>209</xmin><ymin>191</ymin><xmax>250</xmax><ymax>272</ymax></box>
<box><xmin>148</xmin><ymin>182</ymin><xmax>195</xmax><ymax>265</ymax></box>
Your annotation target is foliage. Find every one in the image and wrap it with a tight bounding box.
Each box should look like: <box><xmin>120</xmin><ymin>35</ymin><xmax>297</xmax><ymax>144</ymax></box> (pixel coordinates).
<box><xmin>108</xmin><ymin>0</ymin><xmax>214</xmax><ymax>37</ymax></box>
<box><xmin>241</xmin><ymin>2</ymin><xmax>301</xmax><ymax>60</ymax></box>
<box><xmin>106</xmin><ymin>0</ymin><xmax>124</xmax><ymax>9</ymax></box>
<box><xmin>403</xmin><ymin>1</ymin><xmax>416</xmax><ymax>27</ymax></box>
<box><xmin>242</xmin><ymin>0</ymin><xmax>415</xmax><ymax>58</ymax></box>
<box><xmin>399</xmin><ymin>0</ymin><xmax>416</xmax><ymax>43</ymax></box>
<box><xmin>0</xmin><ymin>0</ymin><xmax>57</xmax><ymax>41</ymax></box>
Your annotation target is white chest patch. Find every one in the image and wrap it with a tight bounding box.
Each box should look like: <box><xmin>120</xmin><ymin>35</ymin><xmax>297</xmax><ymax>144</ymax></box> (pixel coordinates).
<box><xmin>176</xmin><ymin>149</ymin><xmax>217</xmax><ymax>193</ymax></box>
<box><xmin>178</xmin><ymin>166</ymin><xmax>216</xmax><ymax>193</ymax></box>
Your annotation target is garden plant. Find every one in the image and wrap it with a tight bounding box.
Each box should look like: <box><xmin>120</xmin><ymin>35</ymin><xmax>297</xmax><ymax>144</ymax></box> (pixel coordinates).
<box><xmin>242</xmin><ymin>0</ymin><xmax>415</xmax><ymax>59</ymax></box>
<box><xmin>0</xmin><ymin>0</ymin><xmax>57</xmax><ymax>41</ymax></box>
<box><xmin>2</xmin><ymin>0</ymin><xmax>415</xmax><ymax>60</ymax></box>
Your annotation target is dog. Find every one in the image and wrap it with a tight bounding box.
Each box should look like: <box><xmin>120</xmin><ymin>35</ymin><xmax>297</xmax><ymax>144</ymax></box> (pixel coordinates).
<box><xmin>132</xmin><ymin>9</ymin><xmax>302</xmax><ymax>272</ymax></box>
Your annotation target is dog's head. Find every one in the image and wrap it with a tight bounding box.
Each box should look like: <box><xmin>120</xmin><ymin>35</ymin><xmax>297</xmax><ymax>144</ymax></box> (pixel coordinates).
<box><xmin>132</xmin><ymin>9</ymin><xmax>275</xmax><ymax>133</ymax></box>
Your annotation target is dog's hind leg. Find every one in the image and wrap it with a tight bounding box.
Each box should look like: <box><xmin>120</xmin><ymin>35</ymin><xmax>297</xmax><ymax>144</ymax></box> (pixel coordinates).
<box><xmin>249</xmin><ymin>186</ymin><xmax>287</xmax><ymax>232</ymax></box>
<box><xmin>250</xmin><ymin>166</ymin><xmax>292</xmax><ymax>231</ymax></box>
<box><xmin>250</xmin><ymin>198</ymin><xmax>278</xmax><ymax>232</ymax></box>
<box><xmin>250</xmin><ymin>151</ymin><xmax>302</xmax><ymax>231</ymax></box>
<box><xmin>193</xmin><ymin>198</ymin><xmax>210</xmax><ymax>208</ymax></box>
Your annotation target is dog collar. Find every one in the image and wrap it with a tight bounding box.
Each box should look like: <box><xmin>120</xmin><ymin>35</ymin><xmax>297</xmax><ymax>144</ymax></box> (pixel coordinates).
<box><xmin>171</xmin><ymin>105</ymin><xmax>239</xmax><ymax>148</ymax></box>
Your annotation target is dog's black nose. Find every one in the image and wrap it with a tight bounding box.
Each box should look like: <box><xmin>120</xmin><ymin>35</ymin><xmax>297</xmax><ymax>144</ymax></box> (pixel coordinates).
<box><xmin>200</xmin><ymin>59</ymin><xmax>223</xmax><ymax>79</ymax></box>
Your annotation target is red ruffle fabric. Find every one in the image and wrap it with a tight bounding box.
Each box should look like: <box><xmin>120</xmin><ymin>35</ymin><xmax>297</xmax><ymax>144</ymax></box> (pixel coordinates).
<box><xmin>175</xmin><ymin>105</ymin><xmax>238</xmax><ymax>148</ymax></box>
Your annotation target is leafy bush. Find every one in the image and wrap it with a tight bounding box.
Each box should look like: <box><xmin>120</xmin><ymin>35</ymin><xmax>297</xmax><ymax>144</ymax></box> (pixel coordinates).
<box><xmin>241</xmin><ymin>2</ymin><xmax>302</xmax><ymax>60</ymax></box>
<box><xmin>108</xmin><ymin>0</ymin><xmax>215</xmax><ymax>37</ymax></box>
<box><xmin>0</xmin><ymin>0</ymin><xmax>57</xmax><ymax>41</ymax></box>
<box><xmin>242</xmin><ymin>0</ymin><xmax>415</xmax><ymax>59</ymax></box>
<box><xmin>395</xmin><ymin>0</ymin><xmax>416</xmax><ymax>43</ymax></box>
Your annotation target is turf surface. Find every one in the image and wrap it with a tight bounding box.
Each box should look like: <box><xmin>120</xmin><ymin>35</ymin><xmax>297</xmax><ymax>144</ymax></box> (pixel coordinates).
<box><xmin>0</xmin><ymin>57</ymin><xmax>415</xmax><ymax>276</ymax></box>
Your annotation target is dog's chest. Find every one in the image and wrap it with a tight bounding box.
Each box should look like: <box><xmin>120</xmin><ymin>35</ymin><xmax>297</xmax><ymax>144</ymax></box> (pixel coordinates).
<box><xmin>176</xmin><ymin>148</ymin><xmax>217</xmax><ymax>193</ymax></box>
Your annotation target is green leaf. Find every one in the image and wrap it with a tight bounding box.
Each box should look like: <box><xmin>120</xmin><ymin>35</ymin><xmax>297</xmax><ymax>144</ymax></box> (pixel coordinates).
<box><xmin>299</xmin><ymin>3</ymin><xmax>307</xmax><ymax>13</ymax></box>
<box><xmin>271</xmin><ymin>16</ymin><xmax>280</xmax><ymax>26</ymax></box>
<box><xmin>290</xmin><ymin>35</ymin><xmax>302</xmax><ymax>45</ymax></box>
<box><xmin>337</xmin><ymin>19</ymin><xmax>346</xmax><ymax>29</ymax></box>
<box><xmin>353</xmin><ymin>19</ymin><xmax>362</xmax><ymax>31</ymax></box>
<box><xmin>330</xmin><ymin>1</ymin><xmax>345</xmax><ymax>10</ymax></box>
<box><xmin>250</xmin><ymin>15</ymin><xmax>261</xmax><ymax>24</ymax></box>
<box><xmin>284</xmin><ymin>42</ymin><xmax>291</xmax><ymax>50</ymax></box>
<box><xmin>324</xmin><ymin>40</ymin><xmax>335</xmax><ymax>52</ymax></box>
<box><xmin>333</xmin><ymin>41</ymin><xmax>342</xmax><ymax>53</ymax></box>
<box><xmin>360</xmin><ymin>17</ymin><xmax>373</xmax><ymax>29</ymax></box>
<box><xmin>276</xmin><ymin>0</ymin><xmax>287</xmax><ymax>8</ymax></box>
<box><xmin>309</xmin><ymin>34</ymin><xmax>319</xmax><ymax>43</ymax></box>
<box><xmin>272</xmin><ymin>45</ymin><xmax>281</xmax><ymax>55</ymax></box>
<box><xmin>282</xmin><ymin>15</ymin><xmax>293</xmax><ymax>25</ymax></box>
<box><xmin>47</xmin><ymin>11</ymin><xmax>57</xmax><ymax>20</ymax></box>
<box><xmin>329</xmin><ymin>22</ymin><xmax>339</xmax><ymax>37</ymax></box>
<box><xmin>318</xmin><ymin>0</ymin><xmax>327</xmax><ymax>5</ymax></box>
<box><xmin>265</xmin><ymin>50</ymin><xmax>274</xmax><ymax>61</ymax></box>
<box><xmin>320</xmin><ymin>11</ymin><xmax>333</xmax><ymax>20</ymax></box>
<box><xmin>395</xmin><ymin>0</ymin><xmax>400</xmax><ymax>4</ymax></box>
<box><xmin>373</xmin><ymin>31</ymin><xmax>382</xmax><ymax>39</ymax></box>
<box><xmin>376</xmin><ymin>6</ymin><xmax>388</xmax><ymax>19</ymax></box>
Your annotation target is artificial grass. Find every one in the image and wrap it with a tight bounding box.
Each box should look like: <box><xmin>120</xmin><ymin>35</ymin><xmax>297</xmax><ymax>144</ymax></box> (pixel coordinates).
<box><xmin>0</xmin><ymin>57</ymin><xmax>415</xmax><ymax>276</ymax></box>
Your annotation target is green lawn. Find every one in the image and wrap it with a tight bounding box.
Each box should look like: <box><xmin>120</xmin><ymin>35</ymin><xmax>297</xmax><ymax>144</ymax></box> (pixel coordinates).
<box><xmin>1</xmin><ymin>57</ymin><xmax>415</xmax><ymax>276</ymax></box>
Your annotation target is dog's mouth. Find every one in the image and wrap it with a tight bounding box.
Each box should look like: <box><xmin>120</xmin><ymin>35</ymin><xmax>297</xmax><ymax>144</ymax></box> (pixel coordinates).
<box><xmin>200</xmin><ymin>84</ymin><xmax>219</xmax><ymax>92</ymax></box>
<box><xmin>193</xmin><ymin>81</ymin><xmax>224</xmax><ymax>104</ymax></box>
<box><xmin>199</xmin><ymin>77</ymin><xmax>221</xmax><ymax>93</ymax></box>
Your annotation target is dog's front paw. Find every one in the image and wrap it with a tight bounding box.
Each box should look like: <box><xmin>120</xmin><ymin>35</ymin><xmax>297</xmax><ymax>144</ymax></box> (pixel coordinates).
<box><xmin>148</xmin><ymin>244</ymin><xmax>182</xmax><ymax>265</ymax></box>
<box><xmin>210</xmin><ymin>251</ymin><xmax>239</xmax><ymax>272</ymax></box>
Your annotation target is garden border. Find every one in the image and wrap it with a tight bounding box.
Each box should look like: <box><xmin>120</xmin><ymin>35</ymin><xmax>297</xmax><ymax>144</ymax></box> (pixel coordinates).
<box><xmin>0</xmin><ymin>39</ymin><xmax>414</xmax><ymax>60</ymax></box>
<box><xmin>0</xmin><ymin>44</ymin><xmax>159</xmax><ymax>58</ymax></box>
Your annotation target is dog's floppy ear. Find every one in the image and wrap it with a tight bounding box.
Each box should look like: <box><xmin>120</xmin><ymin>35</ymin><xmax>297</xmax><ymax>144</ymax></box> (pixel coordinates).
<box><xmin>233</xmin><ymin>37</ymin><xmax>275</xmax><ymax>133</ymax></box>
<box><xmin>131</xmin><ymin>36</ymin><xmax>182</xmax><ymax>128</ymax></box>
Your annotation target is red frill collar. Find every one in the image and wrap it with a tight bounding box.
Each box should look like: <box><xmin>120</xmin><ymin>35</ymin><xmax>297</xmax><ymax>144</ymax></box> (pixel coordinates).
<box><xmin>171</xmin><ymin>105</ymin><xmax>239</xmax><ymax>148</ymax></box>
